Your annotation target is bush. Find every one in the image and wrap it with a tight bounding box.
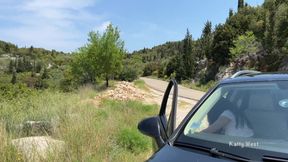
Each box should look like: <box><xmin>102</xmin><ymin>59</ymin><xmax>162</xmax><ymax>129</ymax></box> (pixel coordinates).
<box><xmin>118</xmin><ymin>66</ymin><xmax>138</xmax><ymax>82</ymax></box>
<box><xmin>142</xmin><ymin>62</ymin><xmax>159</xmax><ymax>76</ymax></box>
<box><xmin>117</xmin><ymin>128</ymin><xmax>149</xmax><ymax>154</ymax></box>
<box><xmin>0</xmin><ymin>83</ymin><xmax>34</xmax><ymax>101</ymax></box>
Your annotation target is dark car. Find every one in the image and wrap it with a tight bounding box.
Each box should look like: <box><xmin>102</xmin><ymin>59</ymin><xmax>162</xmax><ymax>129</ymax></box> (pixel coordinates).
<box><xmin>138</xmin><ymin>70</ymin><xmax>288</xmax><ymax>161</ymax></box>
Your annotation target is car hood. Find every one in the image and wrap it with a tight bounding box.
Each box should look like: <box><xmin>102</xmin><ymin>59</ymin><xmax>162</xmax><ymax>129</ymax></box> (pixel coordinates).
<box><xmin>148</xmin><ymin>144</ymin><xmax>229</xmax><ymax>162</ymax></box>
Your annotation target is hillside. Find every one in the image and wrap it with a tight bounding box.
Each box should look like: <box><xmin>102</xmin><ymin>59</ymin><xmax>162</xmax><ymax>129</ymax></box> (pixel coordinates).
<box><xmin>0</xmin><ymin>40</ymin><xmax>72</xmax><ymax>91</ymax></box>
<box><xmin>131</xmin><ymin>0</ymin><xmax>288</xmax><ymax>84</ymax></box>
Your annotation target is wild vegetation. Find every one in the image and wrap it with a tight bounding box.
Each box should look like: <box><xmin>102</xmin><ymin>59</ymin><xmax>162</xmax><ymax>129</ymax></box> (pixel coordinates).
<box><xmin>0</xmin><ymin>86</ymin><xmax>157</xmax><ymax>161</ymax></box>
<box><xmin>131</xmin><ymin>0</ymin><xmax>288</xmax><ymax>89</ymax></box>
<box><xmin>0</xmin><ymin>0</ymin><xmax>287</xmax><ymax>160</ymax></box>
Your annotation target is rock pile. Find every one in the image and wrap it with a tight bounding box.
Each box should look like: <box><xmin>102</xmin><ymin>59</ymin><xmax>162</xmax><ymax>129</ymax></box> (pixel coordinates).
<box><xmin>98</xmin><ymin>81</ymin><xmax>145</xmax><ymax>101</ymax></box>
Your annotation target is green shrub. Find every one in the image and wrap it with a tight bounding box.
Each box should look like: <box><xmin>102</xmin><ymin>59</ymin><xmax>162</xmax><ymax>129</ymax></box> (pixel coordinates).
<box><xmin>0</xmin><ymin>83</ymin><xmax>34</xmax><ymax>101</ymax></box>
<box><xmin>118</xmin><ymin>66</ymin><xmax>139</xmax><ymax>82</ymax></box>
<box><xmin>117</xmin><ymin>128</ymin><xmax>149</xmax><ymax>154</ymax></box>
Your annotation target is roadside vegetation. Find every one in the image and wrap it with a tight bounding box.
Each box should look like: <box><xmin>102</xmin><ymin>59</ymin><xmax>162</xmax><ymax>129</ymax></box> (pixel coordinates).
<box><xmin>0</xmin><ymin>0</ymin><xmax>286</xmax><ymax>160</ymax></box>
<box><xmin>133</xmin><ymin>79</ymin><xmax>150</xmax><ymax>92</ymax></box>
<box><xmin>0</xmin><ymin>86</ymin><xmax>157</xmax><ymax>161</ymax></box>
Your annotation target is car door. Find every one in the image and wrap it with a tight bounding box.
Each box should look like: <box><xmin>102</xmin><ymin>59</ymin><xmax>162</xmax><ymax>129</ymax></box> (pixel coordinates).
<box><xmin>138</xmin><ymin>79</ymin><xmax>178</xmax><ymax>149</ymax></box>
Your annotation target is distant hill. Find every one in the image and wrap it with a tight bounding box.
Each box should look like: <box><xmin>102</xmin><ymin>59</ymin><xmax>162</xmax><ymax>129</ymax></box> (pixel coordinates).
<box><xmin>0</xmin><ymin>40</ymin><xmax>71</xmax><ymax>72</ymax></box>
<box><xmin>130</xmin><ymin>0</ymin><xmax>288</xmax><ymax>83</ymax></box>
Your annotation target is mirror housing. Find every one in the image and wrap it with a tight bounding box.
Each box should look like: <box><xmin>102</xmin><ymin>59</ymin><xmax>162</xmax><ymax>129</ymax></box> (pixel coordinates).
<box><xmin>138</xmin><ymin>117</ymin><xmax>161</xmax><ymax>138</ymax></box>
<box><xmin>138</xmin><ymin>116</ymin><xmax>165</xmax><ymax>148</ymax></box>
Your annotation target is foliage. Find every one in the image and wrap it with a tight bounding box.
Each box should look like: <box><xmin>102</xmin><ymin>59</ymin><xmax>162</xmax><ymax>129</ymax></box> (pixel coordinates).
<box><xmin>0</xmin><ymin>83</ymin><xmax>34</xmax><ymax>102</ymax></box>
<box><xmin>117</xmin><ymin>128</ymin><xmax>149</xmax><ymax>154</ymax></box>
<box><xmin>71</xmin><ymin>24</ymin><xmax>124</xmax><ymax>87</ymax></box>
<box><xmin>133</xmin><ymin>79</ymin><xmax>149</xmax><ymax>91</ymax></box>
<box><xmin>118</xmin><ymin>54</ymin><xmax>143</xmax><ymax>82</ymax></box>
<box><xmin>0</xmin><ymin>88</ymin><xmax>157</xmax><ymax>161</ymax></box>
<box><xmin>230</xmin><ymin>31</ymin><xmax>260</xmax><ymax>59</ymax></box>
<box><xmin>10</xmin><ymin>68</ymin><xmax>16</xmax><ymax>84</ymax></box>
<box><xmin>182</xmin><ymin>29</ymin><xmax>195</xmax><ymax>79</ymax></box>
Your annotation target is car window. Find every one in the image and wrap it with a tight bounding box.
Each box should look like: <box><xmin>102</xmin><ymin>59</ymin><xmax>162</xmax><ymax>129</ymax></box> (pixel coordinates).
<box><xmin>179</xmin><ymin>81</ymin><xmax>288</xmax><ymax>158</ymax></box>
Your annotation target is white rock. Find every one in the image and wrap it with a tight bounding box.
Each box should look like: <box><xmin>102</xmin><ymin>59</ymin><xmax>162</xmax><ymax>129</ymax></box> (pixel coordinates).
<box><xmin>12</xmin><ymin>136</ymin><xmax>65</xmax><ymax>162</ymax></box>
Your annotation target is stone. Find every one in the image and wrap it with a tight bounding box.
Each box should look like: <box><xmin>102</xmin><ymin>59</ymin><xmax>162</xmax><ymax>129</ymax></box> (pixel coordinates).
<box><xmin>12</xmin><ymin>136</ymin><xmax>65</xmax><ymax>162</ymax></box>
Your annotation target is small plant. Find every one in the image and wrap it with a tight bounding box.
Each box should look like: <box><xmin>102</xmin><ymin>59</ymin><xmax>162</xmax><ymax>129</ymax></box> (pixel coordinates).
<box><xmin>117</xmin><ymin>128</ymin><xmax>150</xmax><ymax>154</ymax></box>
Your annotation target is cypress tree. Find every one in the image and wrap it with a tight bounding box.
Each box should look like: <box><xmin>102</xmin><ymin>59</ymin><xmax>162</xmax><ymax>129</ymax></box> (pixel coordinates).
<box><xmin>182</xmin><ymin>29</ymin><xmax>195</xmax><ymax>79</ymax></box>
<box><xmin>238</xmin><ymin>0</ymin><xmax>244</xmax><ymax>10</ymax></box>
<box><xmin>41</xmin><ymin>68</ymin><xmax>49</xmax><ymax>79</ymax></box>
<box><xmin>11</xmin><ymin>68</ymin><xmax>17</xmax><ymax>84</ymax></box>
<box><xmin>8</xmin><ymin>60</ymin><xmax>14</xmax><ymax>73</ymax></box>
<box><xmin>229</xmin><ymin>9</ymin><xmax>233</xmax><ymax>18</ymax></box>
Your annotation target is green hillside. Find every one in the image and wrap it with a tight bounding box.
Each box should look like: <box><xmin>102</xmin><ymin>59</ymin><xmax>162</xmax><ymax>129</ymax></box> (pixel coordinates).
<box><xmin>131</xmin><ymin>0</ymin><xmax>288</xmax><ymax>85</ymax></box>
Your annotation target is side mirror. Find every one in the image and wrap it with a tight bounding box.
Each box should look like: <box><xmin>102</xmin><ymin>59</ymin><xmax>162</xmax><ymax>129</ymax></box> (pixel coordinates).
<box><xmin>138</xmin><ymin>116</ymin><xmax>165</xmax><ymax>147</ymax></box>
<box><xmin>138</xmin><ymin>117</ymin><xmax>161</xmax><ymax>137</ymax></box>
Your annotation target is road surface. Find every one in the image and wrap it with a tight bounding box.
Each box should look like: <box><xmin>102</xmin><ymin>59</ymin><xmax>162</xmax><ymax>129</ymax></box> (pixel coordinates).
<box><xmin>140</xmin><ymin>77</ymin><xmax>206</xmax><ymax>126</ymax></box>
<box><xmin>140</xmin><ymin>77</ymin><xmax>205</xmax><ymax>101</ymax></box>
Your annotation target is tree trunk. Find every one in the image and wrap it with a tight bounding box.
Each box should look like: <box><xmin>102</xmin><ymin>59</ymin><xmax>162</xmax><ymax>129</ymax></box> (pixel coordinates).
<box><xmin>106</xmin><ymin>75</ymin><xmax>109</xmax><ymax>87</ymax></box>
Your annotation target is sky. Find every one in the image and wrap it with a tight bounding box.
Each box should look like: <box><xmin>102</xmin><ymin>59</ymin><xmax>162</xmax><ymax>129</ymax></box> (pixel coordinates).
<box><xmin>0</xmin><ymin>0</ymin><xmax>264</xmax><ymax>53</ymax></box>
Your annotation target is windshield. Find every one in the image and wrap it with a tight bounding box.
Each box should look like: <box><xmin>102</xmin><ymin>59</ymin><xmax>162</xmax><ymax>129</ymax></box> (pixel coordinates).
<box><xmin>177</xmin><ymin>81</ymin><xmax>288</xmax><ymax>159</ymax></box>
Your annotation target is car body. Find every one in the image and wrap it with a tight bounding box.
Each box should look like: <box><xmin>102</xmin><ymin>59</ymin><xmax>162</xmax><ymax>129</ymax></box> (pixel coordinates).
<box><xmin>138</xmin><ymin>71</ymin><xmax>288</xmax><ymax>161</ymax></box>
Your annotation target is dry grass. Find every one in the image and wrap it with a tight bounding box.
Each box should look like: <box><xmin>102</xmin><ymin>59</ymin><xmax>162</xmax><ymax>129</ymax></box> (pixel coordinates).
<box><xmin>0</xmin><ymin>86</ymin><xmax>158</xmax><ymax>161</ymax></box>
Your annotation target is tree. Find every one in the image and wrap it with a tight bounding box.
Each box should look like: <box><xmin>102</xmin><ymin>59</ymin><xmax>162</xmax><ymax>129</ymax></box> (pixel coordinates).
<box><xmin>11</xmin><ymin>68</ymin><xmax>17</xmax><ymax>84</ymax></box>
<box><xmin>200</xmin><ymin>21</ymin><xmax>213</xmax><ymax>60</ymax></box>
<box><xmin>36</xmin><ymin>62</ymin><xmax>42</xmax><ymax>73</ymax></box>
<box><xmin>71</xmin><ymin>24</ymin><xmax>124</xmax><ymax>87</ymax></box>
<box><xmin>238</xmin><ymin>0</ymin><xmax>244</xmax><ymax>10</ymax></box>
<box><xmin>182</xmin><ymin>29</ymin><xmax>195</xmax><ymax>79</ymax></box>
<box><xmin>274</xmin><ymin>3</ymin><xmax>288</xmax><ymax>49</ymax></box>
<box><xmin>211</xmin><ymin>24</ymin><xmax>236</xmax><ymax>65</ymax></box>
<box><xmin>42</xmin><ymin>68</ymin><xmax>49</xmax><ymax>79</ymax></box>
<box><xmin>230</xmin><ymin>31</ymin><xmax>260</xmax><ymax>59</ymax></box>
<box><xmin>95</xmin><ymin>24</ymin><xmax>124</xmax><ymax>87</ymax></box>
<box><xmin>8</xmin><ymin>60</ymin><xmax>14</xmax><ymax>73</ymax></box>
<box><xmin>229</xmin><ymin>9</ymin><xmax>234</xmax><ymax>18</ymax></box>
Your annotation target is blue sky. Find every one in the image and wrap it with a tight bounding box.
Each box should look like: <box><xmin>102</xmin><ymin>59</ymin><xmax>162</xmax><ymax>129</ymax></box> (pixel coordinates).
<box><xmin>0</xmin><ymin>0</ymin><xmax>264</xmax><ymax>53</ymax></box>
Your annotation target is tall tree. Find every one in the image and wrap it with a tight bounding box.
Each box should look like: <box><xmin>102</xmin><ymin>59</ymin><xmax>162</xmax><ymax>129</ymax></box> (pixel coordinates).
<box><xmin>72</xmin><ymin>24</ymin><xmax>124</xmax><ymax>87</ymax></box>
<box><xmin>8</xmin><ymin>60</ymin><xmax>14</xmax><ymax>73</ymax></box>
<box><xmin>229</xmin><ymin>9</ymin><xmax>234</xmax><ymax>18</ymax></box>
<box><xmin>97</xmin><ymin>24</ymin><xmax>124</xmax><ymax>87</ymax></box>
<box><xmin>238</xmin><ymin>0</ymin><xmax>245</xmax><ymax>10</ymax></box>
<box><xmin>200</xmin><ymin>21</ymin><xmax>213</xmax><ymax>60</ymax></box>
<box><xmin>182</xmin><ymin>29</ymin><xmax>195</xmax><ymax>79</ymax></box>
<box><xmin>11</xmin><ymin>68</ymin><xmax>17</xmax><ymax>84</ymax></box>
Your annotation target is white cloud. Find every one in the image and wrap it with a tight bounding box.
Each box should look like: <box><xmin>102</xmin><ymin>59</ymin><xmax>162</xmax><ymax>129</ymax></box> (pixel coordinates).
<box><xmin>0</xmin><ymin>0</ymin><xmax>109</xmax><ymax>52</ymax></box>
<box><xmin>94</xmin><ymin>21</ymin><xmax>111</xmax><ymax>33</ymax></box>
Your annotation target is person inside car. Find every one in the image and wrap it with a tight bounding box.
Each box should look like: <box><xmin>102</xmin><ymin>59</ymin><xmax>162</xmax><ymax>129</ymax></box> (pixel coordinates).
<box><xmin>202</xmin><ymin>96</ymin><xmax>254</xmax><ymax>137</ymax></box>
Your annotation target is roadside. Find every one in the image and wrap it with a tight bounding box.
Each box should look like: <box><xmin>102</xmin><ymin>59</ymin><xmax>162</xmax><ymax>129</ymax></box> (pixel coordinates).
<box><xmin>140</xmin><ymin>77</ymin><xmax>205</xmax><ymax>101</ymax></box>
<box><xmin>93</xmin><ymin>80</ymin><xmax>203</xmax><ymax>126</ymax></box>
<box><xmin>138</xmin><ymin>78</ymin><xmax>205</xmax><ymax>126</ymax></box>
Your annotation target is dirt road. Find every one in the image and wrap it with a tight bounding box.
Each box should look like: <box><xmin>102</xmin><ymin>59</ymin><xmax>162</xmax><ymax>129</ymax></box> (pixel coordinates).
<box><xmin>140</xmin><ymin>77</ymin><xmax>206</xmax><ymax>126</ymax></box>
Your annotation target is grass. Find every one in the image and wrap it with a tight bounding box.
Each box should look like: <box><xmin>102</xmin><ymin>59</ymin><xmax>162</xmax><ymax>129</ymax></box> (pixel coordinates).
<box><xmin>0</xmin><ymin>86</ymin><xmax>158</xmax><ymax>161</ymax></box>
<box><xmin>133</xmin><ymin>79</ymin><xmax>150</xmax><ymax>91</ymax></box>
<box><xmin>181</xmin><ymin>80</ymin><xmax>217</xmax><ymax>92</ymax></box>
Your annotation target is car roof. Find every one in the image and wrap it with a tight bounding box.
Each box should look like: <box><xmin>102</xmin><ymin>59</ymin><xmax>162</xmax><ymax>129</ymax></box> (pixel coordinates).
<box><xmin>220</xmin><ymin>73</ymin><xmax>288</xmax><ymax>84</ymax></box>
